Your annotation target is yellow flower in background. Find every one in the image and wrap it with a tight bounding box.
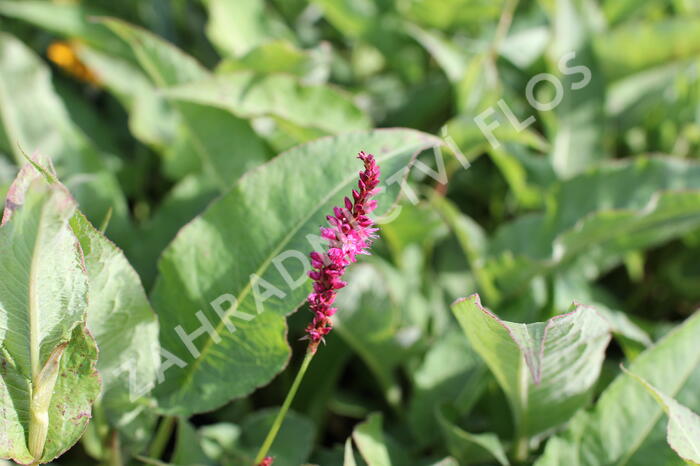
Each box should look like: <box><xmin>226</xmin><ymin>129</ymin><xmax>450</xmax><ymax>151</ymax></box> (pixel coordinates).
<box><xmin>46</xmin><ymin>41</ymin><xmax>100</xmax><ymax>85</ymax></box>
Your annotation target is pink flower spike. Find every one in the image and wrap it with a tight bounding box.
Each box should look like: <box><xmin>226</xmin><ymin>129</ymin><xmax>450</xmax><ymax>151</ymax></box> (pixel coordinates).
<box><xmin>304</xmin><ymin>151</ymin><xmax>381</xmax><ymax>353</ymax></box>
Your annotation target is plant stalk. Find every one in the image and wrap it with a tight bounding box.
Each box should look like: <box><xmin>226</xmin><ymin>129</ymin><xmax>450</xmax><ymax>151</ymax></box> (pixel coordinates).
<box><xmin>254</xmin><ymin>350</ymin><xmax>315</xmax><ymax>464</ymax></box>
<box><xmin>148</xmin><ymin>416</ymin><xmax>176</xmax><ymax>460</ymax></box>
<box><xmin>513</xmin><ymin>434</ymin><xmax>529</xmax><ymax>463</ymax></box>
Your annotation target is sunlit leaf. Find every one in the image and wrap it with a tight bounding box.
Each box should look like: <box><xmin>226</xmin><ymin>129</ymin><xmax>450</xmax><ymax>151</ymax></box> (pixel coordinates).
<box><xmin>452</xmin><ymin>294</ymin><xmax>611</xmax><ymax>442</ymax></box>
<box><xmin>151</xmin><ymin>129</ymin><xmax>442</xmax><ymax>415</ymax></box>
<box><xmin>0</xmin><ymin>165</ymin><xmax>100</xmax><ymax>464</ymax></box>
<box><xmin>537</xmin><ymin>311</ymin><xmax>700</xmax><ymax>465</ymax></box>
<box><xmin>624</xmin><ymin>369</ymin><xmax>700</xmax><ymax>465</ymax></box>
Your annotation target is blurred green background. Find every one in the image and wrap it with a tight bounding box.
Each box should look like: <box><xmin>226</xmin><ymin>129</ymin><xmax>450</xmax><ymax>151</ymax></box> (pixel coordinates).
<box><xmin>1</xmin><ymin>0</ymin><xmax>700</xmax><ymax>465</ymax></box>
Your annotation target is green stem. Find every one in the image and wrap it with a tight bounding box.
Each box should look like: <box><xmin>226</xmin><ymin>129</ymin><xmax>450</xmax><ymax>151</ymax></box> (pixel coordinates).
<box><xmin>254</xmin><ymin>350</ymin><xmax>315</xmax><ymax>464</ymax></box>
<box><xmin>513</xmin><ymin>434</ymin><xmax>529</xmax><ymax>463</ymax></box>
<box><xmin>107</xmin><ymin>431</ymin><xmax>123</xmax><ymax>466</ymax></box>
<box><xmin>148</xmin><ymin>416</ymin><xmax>176</xmax><ymax>460</ymax></box>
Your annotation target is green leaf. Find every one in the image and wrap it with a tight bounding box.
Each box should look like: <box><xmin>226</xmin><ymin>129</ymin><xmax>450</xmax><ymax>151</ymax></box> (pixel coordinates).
<box><xmin>43</xmin><ymin>324</ymin><xmax>100</xmax><ymax>462</ymax></box>
<box><xmin>100</xmin><ymin>18</ymin><xmax>269</xmax><ymax>189</ymax></box>
<box><xmin>151</xmin><ymin>129</ymin><xmax>442</xmax><ymax>415</ymax></box>
<box><xmin>605</xmin><ymin>63</ymin><xmax>684</xmax><ymax>122</ymax></box>
<box><xmin>73</xmin><ymin>44</ymin><xmax>179</xmax><ymax>149</ymax></box>
<box><xmin>437</xmin><ymin>405</ymin><xmax>510</xmax><ymax>466</ymax></box>
<box><xmin>400</xmin><ymin>0</ymin><xmax>503</xmax><ymax>30</ymax></box>
<box><xmin>0</xmin><ymin>165</ymin><xmax>100</xmax><ymax>464</ymax></box>
<box><xmin>217</xmin><ymin>40</ymin><xmax>316</xmax><ymax>76</ymax></box>
<box><xmin>499</xmin><ymin>26</ymin><xmax>549</xmax><ymax>69</ymax></box>
<box><xmin>0</xmin><ymin>32</ymin><xmax>129</xmax><ymax>241</ymax></box>
<box><xmin>603</xmin><ymin>0</ymin><xmax>660</xmax><ymax>25</ymax></box>
<box><xmin>536</xmin><ymin>311</ymin><xmax>700</xmax><ymax>465</ymax></box>
<box><xmin>451</xmin><ymin>294</ymin><xmax>611</xmax><ymax>441</ymax></box>
<box><xmin>70</xmin><ymin>212</ymin><xmax>160</xmax><ymax>433</ymax></box>
<box><xmin>0</xmin><ymin>1</ymin><xmax>128</xmax><ymax>54</ymax></box>
<box><xmin>311</xmin><ymin>0</ymin><xmax>378</xmax><ymax>38</ymax></box>
<box><xmin>198</xmin><ymin>423</ymin><xmax>241</xmax><ymax>463</ymax></box>
<box><xmin>163</xmin><ymin>71</ymin><xmax>370</xmax><ymax>136</ymax></box>
<box><xmin>203</xmin><ymin>0</ymin><xmax>292</xmax><ymax>58</ymax></box>
<box><xmin>406</xmin><ymin>25</ymin><xmax>467</xmax><ymax>83</ymax></box>
<box><xmin>624</xmin><ymin>369</ymin><xmax>700</xmax><ymax>465</ymax></box>
<box><xmin>594</xmin><ymin>18</ymin><xmax>700</xmax><ymax>82</ymax></box>
<box><xmin>352</xmin><ymin>413</ymin><xmax>392</xmax><ymax>466</ymax></box>
<box><xmin>13</xmin><ymin>160</ymin><xmax>160</xmax><ymax>444</ymax></box>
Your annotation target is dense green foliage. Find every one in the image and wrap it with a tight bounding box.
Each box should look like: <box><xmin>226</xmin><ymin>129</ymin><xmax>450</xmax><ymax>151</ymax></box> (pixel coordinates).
<box><xmin>0</xmin><ymin>0</ymin><xmax>699</xmax><ymax>465</ymax></box>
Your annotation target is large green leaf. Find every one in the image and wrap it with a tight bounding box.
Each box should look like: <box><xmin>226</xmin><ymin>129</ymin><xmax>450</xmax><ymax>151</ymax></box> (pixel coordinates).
<box><xmin>163</xmin><ymin>71</ymin><xmax>370</xmax><ymax>135</ymax></box>
<box><xmin>625</xmin><ymin>369</ymin><xmax>700</xmax><ymax>465</ymax></box>
<box><xmin>150</xmin><ymin>129</ymin><xmax>442</xmax><ymax>415</ymax></box>
<box><xmin>12</xmin><ymin>161</ymin><xmax>160</xmax><ymax>445</ymax></box>
<box><xmin>70</xmin><ymin>212</ymin><xmax>159</xmax><ymax>434</ymax></box>
<box><xmin>0</xmin><ymin>165</ymin><xmax>100</xmax><ymax>464</ymax></box>
<box><xmin>99</xmin><ymin>18</ymin><xmax>270</xmax><ymax>189</ymax></box>
<box><xmin>451</xmin><ymin>294</ymin><xmax>612</xmax><ymax>444</ymax></box>
<box><xmin>0</xmin><ymin>32</ymin><xmax>129</xmax><ymax>241</ymax></box>
<box><xmin>536</xmin><ymin>311</ymin><xmax>700</xmax><ymax>466</ymax></box>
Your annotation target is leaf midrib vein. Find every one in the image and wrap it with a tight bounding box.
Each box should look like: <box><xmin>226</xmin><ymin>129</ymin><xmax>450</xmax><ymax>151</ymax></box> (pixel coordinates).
<box><xmin>28</xmin><ymin>198</ymin><xmax>48</xmax><ymax>381</ymax></box>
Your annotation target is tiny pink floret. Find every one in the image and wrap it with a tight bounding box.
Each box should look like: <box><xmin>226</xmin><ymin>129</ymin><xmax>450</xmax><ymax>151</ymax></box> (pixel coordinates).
<box><xmin>304</xmin><ymin>151</ymin><xmax>381</xmax><ymax>352</ymax></box>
